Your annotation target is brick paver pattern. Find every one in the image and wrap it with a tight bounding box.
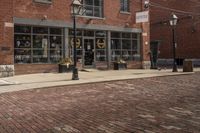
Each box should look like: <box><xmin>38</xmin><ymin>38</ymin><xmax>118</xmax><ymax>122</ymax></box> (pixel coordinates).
<box><xmin>0</xmin><ymin>73</ymin><xmax>200</xmax><ymax>133</ymax></box>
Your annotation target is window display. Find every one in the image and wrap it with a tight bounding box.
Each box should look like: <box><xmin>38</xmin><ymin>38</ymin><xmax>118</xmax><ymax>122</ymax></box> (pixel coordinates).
<box><xmin>111</xmin><ymin>32</ymin><xmax>141</xmax><ymax>61</ymax></box>
<box><xmin>14</xmin><ymin>25</ymin><xmax>63</xmax><ymax>64</ymax></box>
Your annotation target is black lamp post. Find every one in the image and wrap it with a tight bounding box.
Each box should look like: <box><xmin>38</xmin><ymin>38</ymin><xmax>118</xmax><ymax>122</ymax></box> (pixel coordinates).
<box><xmin>71</xmin><ymin>0</ymin><xmax>84</xmax><ymax>80</ymax></box>
<box><xmin>170</xmin><ymin>13</ymin><xmax>178</xmax><ymax>72</ymax></box>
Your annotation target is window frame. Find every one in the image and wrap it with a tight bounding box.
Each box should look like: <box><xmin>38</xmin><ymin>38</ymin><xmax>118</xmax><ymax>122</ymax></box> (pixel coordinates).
<box><xmin>120</xmin><ymin>0</ymin><xmax>130</xmax><ymax>13</ymax></box>
<box><xmin>81</xmin><ymin>0</ymin><xmax>104</xmax><ymax>18</ymax></box>
<box><xmin>111</xmin><ymin>32</ymin><xmax>141</xmax><ymax>62</ymax></box>
<box><xmin>14</xmin><ymin>25</ymin><xmax>64</xmax><ymax>64</ymax></box>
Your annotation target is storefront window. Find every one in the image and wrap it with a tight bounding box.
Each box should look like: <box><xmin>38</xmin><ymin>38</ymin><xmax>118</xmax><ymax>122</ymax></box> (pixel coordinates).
<box><xmin>111</xmin><ymin>32</ymin><xmax>141</xmax><ymax>61</ymax></box>
<box><xmin>14</xmin><ymin>25</ymin><xmax>63</xmax><ymax>64</ymax></box>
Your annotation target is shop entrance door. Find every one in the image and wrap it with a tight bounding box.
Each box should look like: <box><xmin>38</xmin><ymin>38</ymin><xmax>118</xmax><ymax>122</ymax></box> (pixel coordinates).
<box><xmin>83</xmin><ymin>38</ymin><xmax>95</xmax><ymax>67</ymax></box>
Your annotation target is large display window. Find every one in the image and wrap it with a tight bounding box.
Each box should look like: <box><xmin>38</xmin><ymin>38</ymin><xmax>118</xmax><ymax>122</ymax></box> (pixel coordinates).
<box><xmin>14</xmin><ymin>26</ymin><xmax>63</xmax><ymax>64</ymax></box>
<box><xmin>111</xmin><ymin>32</ymin><xmax>141</xmax><ymax>61</ymax></box>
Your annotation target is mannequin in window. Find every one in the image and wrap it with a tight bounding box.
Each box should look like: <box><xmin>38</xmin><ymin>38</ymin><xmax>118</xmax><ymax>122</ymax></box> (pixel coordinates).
<box><xmin>42</xmin><ymin>37</ymin><xmax>48</xmax><ymax>58</ymax></box>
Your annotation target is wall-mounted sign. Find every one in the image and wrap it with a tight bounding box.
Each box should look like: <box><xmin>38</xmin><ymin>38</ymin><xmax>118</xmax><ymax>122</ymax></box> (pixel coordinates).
<box><xmin>97</xmin><ymin>39</ymin><xmax>105</xmax><ymax>49</ymax></box>
<box><xmin>4</xmin><ymin>22</ymin><xmax>14</xmax><ymax>28</ymax></box>
<box><xmin>70</xmin><ymin>38</ymin><xmax>81</xmax><ymax>48</ymax></box>
<box><xmin>1</xmin><ymin>46</ymin><xmax>11</xmax><ymax>51</ymax></box>
<box><xmin>136</xmin><ymin>11</ymin><xmax>149</xmax><ymax>23</ymax></box>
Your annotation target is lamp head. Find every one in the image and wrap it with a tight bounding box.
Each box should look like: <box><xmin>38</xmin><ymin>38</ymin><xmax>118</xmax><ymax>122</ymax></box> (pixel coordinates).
<box><xmin>72</xmin><ymin>0</ymin><xmax>81</xmax><ymax>6</ymax></box>
<box><xmin>170</xmin><ymin>13</ymin><xmax>178</xmax><ymax>26</ymax></box>
<box><xmin>144</xmin><ymin>0</ymin><xmax>149</xmax><ymax>9</ymax></box>
<box><xmin>72</xmin><ymin>0</ymin><xmax>84</xmax><ymax>15</ymax></box>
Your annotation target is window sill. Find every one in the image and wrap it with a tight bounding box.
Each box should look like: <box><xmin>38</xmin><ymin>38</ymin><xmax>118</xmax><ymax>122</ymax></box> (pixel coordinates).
<box><xmin>34</xmin><ymin>0</ymin><xmax>52</xmax><ymax>4</ymax></box>
<box><xmin>76</xmin><ymin>15</ymin><xmax>106</xmax><ymax>20</ymax></box>
<box><xmin>120</xmin><ymin>11</ymin><xmax>131</xmax><ymax>15</ymax></box>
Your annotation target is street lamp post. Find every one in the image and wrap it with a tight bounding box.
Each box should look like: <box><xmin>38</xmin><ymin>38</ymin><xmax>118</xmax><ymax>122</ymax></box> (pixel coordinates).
<box><xmin>170</xmin><ymin>13</ymin><xmax>178</xmax><ymax>72</ymax></box>
<box><xmin>71</xmin><ymin>0</ymin><xmax>83</xmax><ymax>80</ymax></box>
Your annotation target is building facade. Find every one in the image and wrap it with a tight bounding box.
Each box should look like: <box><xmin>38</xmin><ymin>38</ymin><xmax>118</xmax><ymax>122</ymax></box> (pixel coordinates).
<box><xmin>150</xmin><ymin>0</ymin><xmax>200</xmax><ymax>66</ymax></box>
<box><xmin>0</xmin><ymin>0</ymin><xmax>150</xmax><ymax>76</ymax></box>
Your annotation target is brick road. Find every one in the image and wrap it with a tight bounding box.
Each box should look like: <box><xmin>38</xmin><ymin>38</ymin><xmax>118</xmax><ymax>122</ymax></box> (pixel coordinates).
<box><xmin>0</xmin><ymin>73</ymin><xmax>200</xmax><ymax>133</ymax></box>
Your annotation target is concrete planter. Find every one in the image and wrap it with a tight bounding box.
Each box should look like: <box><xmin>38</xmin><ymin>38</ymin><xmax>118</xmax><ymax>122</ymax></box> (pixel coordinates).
<box><xmin>113</xmin><ymin>62</ymin><xmax>127</xmax><ymax>70</ymax></box>
<box><xmin>58</xmin><ymin>64</ymin><xmax>73</xmax><ymax>73</ymax></box>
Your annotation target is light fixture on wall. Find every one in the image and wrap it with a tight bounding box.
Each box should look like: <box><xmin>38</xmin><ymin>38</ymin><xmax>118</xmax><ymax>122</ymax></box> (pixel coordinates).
<box><xmin>125</xmin><ymin>22</ymin><xmax>130</xmax><ymax>27</ymax></box>
<box><xmin>42</xmin><ymin>15</ymin><xmax>48</xmax><ymax>21</ymax></box>
<box><xmin>144</xmin><ymin>0</ymin><xmax>149</xmax><ymax>9</ymax></box>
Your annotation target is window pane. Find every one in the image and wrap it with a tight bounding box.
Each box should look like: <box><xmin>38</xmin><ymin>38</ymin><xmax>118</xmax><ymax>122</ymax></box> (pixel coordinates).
<box><xmin>50</xmin><ymin>50</ymin><xmax>62</xmax><ymax>63</ymax></box>
<box><xmin>33</xmin><ymin>35</ymin><xmax>48</xmax><ymax>48</ymax></box>
<box><xmin>96</xmin><ymin>50</ymin><xmax>106</xmax><ymax>61</ymax></box>
<box><xmin>85</xmin><ymin>0</ymin><xmax>93</xmax><ymax>5</ymax></box>
<box><xmin>132</xmin><ymin>40</ymin><xmax>138</xmax><ymax>51</ymax></box>
<box><xmin>111</xmin><ymin>39</ymin><xmax>121</xmax><ymax>49</ymax></box>
<box><xmin>84</xmin><ymin>30</ymin><xmax>94</xmax><ymax>37</ymax></box>
<box><xmin>15</xmin><ymin>35</ymin><xmax>31</xmax><ymax>48</ymax></box>
<box><xmin>122</xmin><ymin>33</ymin><xmax>131</xmax><ymax>38</ymax></box>
<box><xmin>124</xmin><ymin>0</ymin><xmax>129</xmax><ymax>12</ymax></box>
<box><xmin>33</xmin><ymin>49</ymin><xmax>48</xmax><ymax>63</ymax></box>
<box><xmin>82</xmin><ymin>0</ymin><xmax>103</xmax><ymax>17</ymax></box>
<box><xmin>96</xmin><ymin>38</ymin><xmax>106</xmax><ymax>49</ymax></box>
<box><xmin>120</xmin><ymin>0</ymin><xmax>129</xmax><ymax>12</ymax></box>
<box><xmin>33</xmin><ymin>27</ymin><xmax>48</xmax><ymax>34</ymax></box>
<box><xmin>111</xmin><ymin>32</ymin><xmax>121</xmax><ymax>38</ymax></box>
<box><xmin>111</xmin><ymin>50</ymin><xmax>121</xmax><ymax>61</ymax></box>
<box><xmin>96</xmin><ymin>31</ymin><xmax>106</xmax><ymax>37</ymax></box>
<box><xmin>84</xmin><ymin>6</ymin><xmax>93</xmax><ymax>16</ymax></box>
<box><xmin>50</xmin><ymin>36</ymin><xmax>62</xmax><ymax>48</ymax></box>
<box><xmin>69</xmin><ymin>29</ymin><xmax>82</xmax><ymax>36</ymax></box>
<box><xmin>14</xmin><ymin>26</ymin><xmax>31</xmax><ymax>33</ymax></box>
<box><xmin>69</xmin><ymin>37</ymin><xmax>82</xmax><ymax>49</ymax></box>
<box><xmin>132</xmin><ymin>33</ymin><xmax>138</xmax><ymax>39</ymax></box>
<box><xmin>120</xmin><ymin>0</ymin><xmax>124</xmax><ymax>11</ymax></box>
<box><xmin>50</xmin><ymin>28</ymin><xmax>62</xmax><ymax>35</ymax></box>
<box><xmin>14</xmin><ymin>49</ymin><xmax>31</xmax><ymax>63</ymax></box>
<box><xmin>122</xmin><ymin>40</ymin><xmax>131</xmax><ymax>49</ymax></box>
<box><xmin>94</xmin><ymin>0</ymin><xmax>102</xmax><ymax>6</ymax></box>
<box><xmin>94</xmin><ymin>7</ymin><xmax>102</xmax><ymax>17</ymax></box>
<box><xmin>122</xmin><ymin>50</ymin><xmax>132</xmax><ymax>61</ymax></box>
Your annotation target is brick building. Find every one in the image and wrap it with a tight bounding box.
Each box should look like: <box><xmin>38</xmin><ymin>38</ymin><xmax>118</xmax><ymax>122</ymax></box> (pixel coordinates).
<box><xmin>150</xmin><ymin>0</ymin><xmax>200</xmax><ymax>66</ymax></box>
<box><xmin>0</xmin><ymin>0</ymin><xmax>150</xmax><ymax>77</ymax></box>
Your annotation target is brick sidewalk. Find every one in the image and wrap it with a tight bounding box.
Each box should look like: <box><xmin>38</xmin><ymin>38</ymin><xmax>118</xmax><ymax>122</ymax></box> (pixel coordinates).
<box><xmin>0</xmin><ymin>73</ymin><xmax>200</xmax><ymax>132</ymax></box>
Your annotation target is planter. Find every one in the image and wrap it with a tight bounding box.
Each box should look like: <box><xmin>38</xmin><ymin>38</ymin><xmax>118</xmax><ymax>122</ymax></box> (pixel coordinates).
<box><xmin>113</xmin><ymin>62</ymin><xmax>127</xmax><ymax>70</ymax></box>
<box><xmin>58</xmin><ymin>64</ymin><xmax>73</xmax><ymax>73</ymax></box>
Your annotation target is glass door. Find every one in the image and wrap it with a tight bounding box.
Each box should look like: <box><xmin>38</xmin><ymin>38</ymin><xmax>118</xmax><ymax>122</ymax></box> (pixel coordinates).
<box><xmin>83</xmin><ymin>38</ymin><xmax>95</xmax><ymax>67</ymax></box>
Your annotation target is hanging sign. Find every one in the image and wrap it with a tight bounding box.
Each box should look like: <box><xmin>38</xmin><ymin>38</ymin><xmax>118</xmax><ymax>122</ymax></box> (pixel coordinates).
<box><xmin>136</xmin><ymin>11</ymin><xmax>149</xmax><ymax>23</ymax></box>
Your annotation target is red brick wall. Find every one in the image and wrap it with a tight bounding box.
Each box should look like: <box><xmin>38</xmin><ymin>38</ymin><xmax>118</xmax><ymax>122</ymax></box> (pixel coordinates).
<box><xmin>0</xmin><ymin>0</ymin><xmax>14</xmax><ymax>65</ymax></box>
<box><xmin>150</xmin><ymin>0</ymin><xmax>200</xmax><ymax>59</ymax></box>
<box><xmin>13</xmin><ymin>0</ymin><xmax>142</xmax><ymax>29</ymax></box>
<box><xmin>15</xmin><ymin>64</ymin><xmax>58</xmax><ymax>75</ymax></box>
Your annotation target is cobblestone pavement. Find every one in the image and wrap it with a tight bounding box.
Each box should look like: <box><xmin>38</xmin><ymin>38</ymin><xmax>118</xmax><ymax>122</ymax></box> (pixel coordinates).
<box><xmin>0</xmin><ymin>73</ymin><xmax>200</xmax><ymax>133</ymax></box>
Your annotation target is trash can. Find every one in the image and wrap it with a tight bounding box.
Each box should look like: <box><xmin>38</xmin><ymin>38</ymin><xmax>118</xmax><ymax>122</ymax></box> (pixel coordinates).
<box><xmin>183</xmin><ymin>59</ymin><xmax>193</xmax><ymax>72</ymax></box>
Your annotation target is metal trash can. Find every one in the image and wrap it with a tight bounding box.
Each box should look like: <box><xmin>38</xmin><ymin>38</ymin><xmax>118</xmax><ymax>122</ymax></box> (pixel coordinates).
<box><xmin>183</xmin><ymin>59</ymin><xmax>193</xmax><ymax>72</ymax></box>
